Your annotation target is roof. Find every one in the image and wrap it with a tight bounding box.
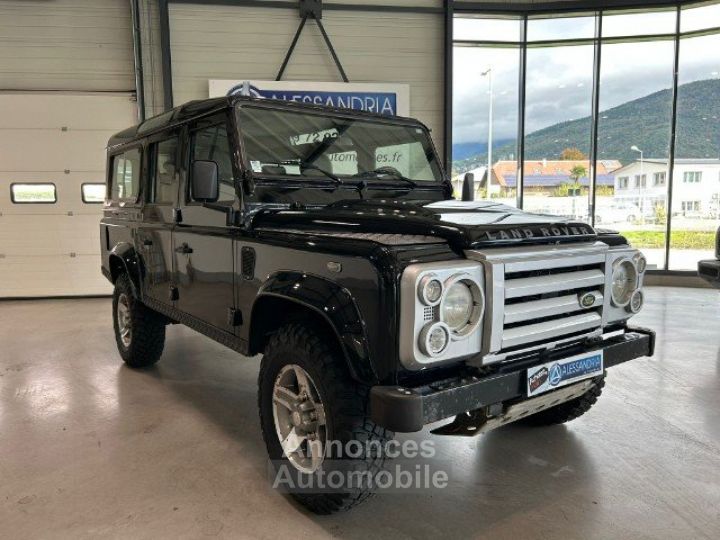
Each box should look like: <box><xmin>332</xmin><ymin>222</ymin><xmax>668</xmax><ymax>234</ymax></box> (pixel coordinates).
<box><xmin>502</xmin><ymin>174</ymin><xmax>616</xmax><ymax>188</ymax></box>
<box><xmin>611</xmin><ymin>158</ymin><xmax>720</xmax><ymax>176</ymax></box>
<box><xmin>493</xmin><ymin>159</ymin><xmax>621</xmax><ymax>178</ymax></box>
<box><xmin>108</xmin><ymin>95</ymin><xmax>429</xmax><ymax>149</ymax></box>
<box><xmin>463</xmin><ymin>165</ymin><xmax>507</xmax><ymax>187</ymax></box>
<box><xmin>489</xmin><ymin>159</ymin><xmax>620</xmax><ymax>188</ymax></box>
<box><xmin>109</xmin><ymin>97</ymin><xmax>230</xmax><ymax>148</ymax></box>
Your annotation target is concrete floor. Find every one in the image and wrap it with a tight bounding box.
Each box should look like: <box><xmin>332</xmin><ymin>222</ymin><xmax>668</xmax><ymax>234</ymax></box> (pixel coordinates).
<box><xmin>1</xmin><ymin>287</ymin><xmax>719</xmax><ymax>539</ymax></box>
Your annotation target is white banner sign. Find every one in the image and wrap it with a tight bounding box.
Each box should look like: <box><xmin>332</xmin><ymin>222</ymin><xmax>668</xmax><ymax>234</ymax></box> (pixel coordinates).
<box><xmin>209</xmin><ymin>79</ymin><xmax>410</xmax><ymax>117</ymax></box>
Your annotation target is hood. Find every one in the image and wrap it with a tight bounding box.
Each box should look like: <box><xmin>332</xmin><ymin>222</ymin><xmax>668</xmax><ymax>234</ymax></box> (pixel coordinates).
<box><xmin>251</xmin><ymin>199</ymin><xmax>597</xmax><ymax>250</ymax></box>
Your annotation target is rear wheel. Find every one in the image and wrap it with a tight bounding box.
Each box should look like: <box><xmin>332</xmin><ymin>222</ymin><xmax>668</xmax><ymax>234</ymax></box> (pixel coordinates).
<box><xmin>112</xmin><ymin>273</ymin><xmax>166</xmax><ymax>368</ymax></box>
<box><xmin>258</xmin><ymin>323</ymin><xmax>393</xmax><ymax>514</ymax></box>
<box><xmin>521</xmin><ymin>376</ymin><xmax>605</xmax><ymax>426</ymax></box>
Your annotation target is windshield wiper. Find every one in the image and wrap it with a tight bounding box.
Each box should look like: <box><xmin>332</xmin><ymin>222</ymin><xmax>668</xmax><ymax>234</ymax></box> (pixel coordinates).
<box><xmin>354</xmin><ymin>167</ymin><xmax>417</xmax><ymax>188</ymax></box>
<box><xmin>254</xmin><ymin>159</ymin><xmax>366</xmax><ymax>198</ymax></box>
<box><xmin>280</xmin><ymin>159</ymin><xmax>342</xmax><ymax>185</ymax></box>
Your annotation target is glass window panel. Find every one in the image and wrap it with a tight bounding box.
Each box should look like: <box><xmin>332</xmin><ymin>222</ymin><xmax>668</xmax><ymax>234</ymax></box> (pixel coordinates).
<box><xmin>452</xmin><ymin>46</ymin><xmax>520</xmax><ymax>206</ymax></box>
<box><xmin>602</xmin><ymin>9</ymin><xmax>677</xmax><ymax>37</ymax></box>
<box><xmin>11</xmin><ymin>183</ymin><xmax>57</xmax><ymax>203</ymax></box>
<box><xmin>596</xmin><ymin>39</ymin><xmax>674</xmax><ymax>270</ymax></box>
<box><xmin>669</xmin><ymin>33</ymin><xmax>720</xmax><ymax>270</ymax></box>
<box><xmin>522</xmin><ymin>44</ymin><xmax>595</xmax><ymax>220</ymax></box>
<box><xmin>454</xmin><ymin>16</ymin><xmax>521</xmax><ymax>42</ymax></box>
<box><xmin>81</xmin><ymin>183</ymin><xmax>105</xmax><ymax>203</ymax></box>
<box><xmin>151</xmin><ymin>137</ymin><xmax>178</xmax><ymax>204</ymax></box>
<box><xmin>110</xmin><ymin>148</ymin><xmax>141</xmax><ymax>202</ymax></box>
<box><xmin>681</xmin><ymin>1</ymin><xmax>720</xmax><ymax>33</ymax></box>
<box><xmin>192</xmin><ymin>124</ymin><xmax>236</xmax><ymax>204</ymax></box>
<box><xmin>527</xmin><ymin>14</ymin><xmax>596</xmax><ymax>41</ymax></box>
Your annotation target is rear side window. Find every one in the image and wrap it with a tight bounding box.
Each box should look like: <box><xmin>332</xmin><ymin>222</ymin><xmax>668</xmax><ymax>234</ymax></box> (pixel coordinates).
<box><xmin>150</xmin><ymin>137</ymin><xmax>178</xmax><ymax>204</ymax></box>
<box><xmin>191</xmin><ymin>125</ymin><xmax>235</xmax><ymax>204</ymax></box>
<box><xmin>82</xmin><ymin>183</ymin><xmax>105</xmax><ymax>203</ymax></box>
<box><xmin>111</xmin><ymin>147</ymin><xmax>142</xmax><ymax>202</ymax></box>
<box><xmin>11</xmin><ymin>183</ymin><xmax>57</xmax><ymax>204</ymax></box>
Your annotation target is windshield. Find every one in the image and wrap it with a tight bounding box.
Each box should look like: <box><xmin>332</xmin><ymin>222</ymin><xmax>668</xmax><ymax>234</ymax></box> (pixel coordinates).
<box><xmin>236</xmin><ymin>105</ymin><xmax>443</xmax><ymax>183</ymax></box>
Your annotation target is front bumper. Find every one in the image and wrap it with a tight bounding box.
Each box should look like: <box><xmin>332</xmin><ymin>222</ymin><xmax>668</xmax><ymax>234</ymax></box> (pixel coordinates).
<box><xmin>370</xmin><ymin>326</ymin><xmax>655</xmax><ymax>432</ymax></box>
<box><xmin>698</xmin><ymin>259</ymin><xmax>720</xmax><ymax>288</ymax></box>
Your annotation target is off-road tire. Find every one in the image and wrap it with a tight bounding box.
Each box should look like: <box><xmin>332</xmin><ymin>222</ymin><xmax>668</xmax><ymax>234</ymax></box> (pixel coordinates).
<box><xmin>258</xmin><ymin>323</ymin><xmax>393</xmax><ymax>515</ymax></box>
<box><xmin>112</xmin><ymin>273</ymin><xmax>166</xmax><ymax>368</ymax></box>
<box><xmin>521</xmin><ymin>376</ymin><xmax>605</xmax><ymax>426</ymax></box>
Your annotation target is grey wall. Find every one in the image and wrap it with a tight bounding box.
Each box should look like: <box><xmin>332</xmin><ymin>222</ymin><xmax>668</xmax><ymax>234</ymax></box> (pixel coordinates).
<box><xmin>0</xmin><ymin>0</ymin><xmax>135</xmax><ymax>92</ymax></box>
<box><xmin>137</xmin><ymin>1</ymin><xmax>445</xmax><ymax>152</ymax></box>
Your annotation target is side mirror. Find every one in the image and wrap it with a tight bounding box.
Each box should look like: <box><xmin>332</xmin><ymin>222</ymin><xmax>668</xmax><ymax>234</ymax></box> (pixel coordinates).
<box><xmin>462</xmin><ymin>173</ymin><xmax>475</xmax><ymax>201</ymax></box>
<box><xmin>191</xmin><ymin>160</ymin><xmax>219</xmax><ymax>202</ymax></box>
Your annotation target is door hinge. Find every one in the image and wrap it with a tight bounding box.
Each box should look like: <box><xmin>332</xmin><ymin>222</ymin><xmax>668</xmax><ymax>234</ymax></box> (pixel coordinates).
<box><xmin>227</xmin><ymin>308</ymin><xmax>243</xmax><ymax>327</ymax></box>
<box><xmin>169</xmin><ymin>286</ymin><xmax>179</xmax><ymax>301</ymax></box>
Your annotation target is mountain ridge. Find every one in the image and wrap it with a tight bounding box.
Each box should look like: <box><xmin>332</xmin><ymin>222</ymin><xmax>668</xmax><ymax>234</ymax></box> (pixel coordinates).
<box><xmin>453</xmin><ymin>78</ymin><xmax>720</xmax><ymax>173</ymax></box>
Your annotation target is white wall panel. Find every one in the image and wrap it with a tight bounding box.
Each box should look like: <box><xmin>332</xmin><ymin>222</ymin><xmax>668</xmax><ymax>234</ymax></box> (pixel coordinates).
<box><xmin>0</xmin><ymin>0</ymin><xmax>134</xmax><ymax>92</ymax></box>
<box><xmin>169</xmin><ymin>3</ymin><xmax>444</xmax><ymax>153</ymax></box>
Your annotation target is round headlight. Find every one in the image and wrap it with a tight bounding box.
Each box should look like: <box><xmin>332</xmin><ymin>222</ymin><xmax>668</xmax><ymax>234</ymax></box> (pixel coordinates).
<box><xmin>440</xmin><ymin>276</ymin><xmax>483</xmax><ymax>336</ymax></box>
<box><xmin>634</xmin><ymin>253</ymin><xmax>647</xmax><ymax>273</ymax></box>
<box><xmin>419</xmin><ymin>323</ymin><xmax>449</xmax><ymax>357</ymax></box>
<box><xmin>611</xmin><ymin>259</ymin><xmax>638</xmax><ymax>306</ymax></box>
<box><xmin>442</xmin><ymin>282</ymin><xmax>473</xmax><ymax>329</ymax></box>
<box><xmin>628</xmin><ymin>289</ymin><xmax>644</xmax><ymax>313</ymax></box>
<box><xmin>419</xmin><ymin>275</ymin><xmax>443</xmax><ymax>305</ymax></box>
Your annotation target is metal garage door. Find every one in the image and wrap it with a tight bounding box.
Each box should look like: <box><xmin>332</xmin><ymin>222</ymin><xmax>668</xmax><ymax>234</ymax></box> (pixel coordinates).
<box><xmin>0</xmin><ymin>93</ymin><xmax>137</xmax><ymax>298</ymax></box>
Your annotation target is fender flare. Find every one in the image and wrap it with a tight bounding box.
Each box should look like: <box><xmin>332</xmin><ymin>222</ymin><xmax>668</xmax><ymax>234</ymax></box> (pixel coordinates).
<box><xmin>108</xmin><ymin>242</ymin><xmax>144</xmax><ymax>297</ymax></box>
<box><xmin>251</xmin><ymin>271</ymin><xmax>377</xmax><ymax>385</ymax></box>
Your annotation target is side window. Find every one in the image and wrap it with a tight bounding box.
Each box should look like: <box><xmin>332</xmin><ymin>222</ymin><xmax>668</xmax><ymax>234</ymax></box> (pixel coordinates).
<box><xmin>191</xmin><ymin>124</ymin><xmax>235</xmax><ymax>204</ymax></box>
<box><xmin>110</xmin><ymin>147</ymin><xmax>142</xmax><ymax>202</ymax></box>
<box><xmin>150</xmin><ymin>137</ymin><xmax>178</xmax><ymax>204</ymax></box>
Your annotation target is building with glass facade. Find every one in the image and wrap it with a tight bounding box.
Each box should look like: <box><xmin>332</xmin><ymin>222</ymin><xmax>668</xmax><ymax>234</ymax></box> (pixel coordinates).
<box><xmin>450</xmin><ymin>0</ymin><xmax>720</xmax><ymax>272</ymax></box>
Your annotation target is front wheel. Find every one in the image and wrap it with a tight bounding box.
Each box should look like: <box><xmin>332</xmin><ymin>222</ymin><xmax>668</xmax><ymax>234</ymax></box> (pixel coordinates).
<box><xmin>112</xmin><ymin>273</ymin><xmax>166</xmax><ymax>368</ymax></box>
<box><xmin>258</xmin><ymin>323</ymin><xmax>393</xmax><ymax>514</ymax></box>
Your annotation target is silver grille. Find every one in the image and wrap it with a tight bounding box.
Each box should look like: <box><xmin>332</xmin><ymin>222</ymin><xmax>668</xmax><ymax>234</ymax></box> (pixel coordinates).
<box><xmin>466</xmin><ymin>242</ymin><xmax>609</xmax><ymax>363</ymax></box>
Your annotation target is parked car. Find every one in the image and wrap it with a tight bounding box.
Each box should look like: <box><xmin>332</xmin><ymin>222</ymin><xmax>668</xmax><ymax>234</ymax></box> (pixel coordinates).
<box><xmin>595</xmin><ymin>202</ymin><xmax>643</xmax><ymax>225</ymax></box>
<box><xmin>698</xmin><ymin>226</ymin><xmax>720</xmax><ymax>287</ymax></box>
<box><xmin>101</xmin><ymin>96</ymin><xmax>654</xmax><ymax>514</ymax></box>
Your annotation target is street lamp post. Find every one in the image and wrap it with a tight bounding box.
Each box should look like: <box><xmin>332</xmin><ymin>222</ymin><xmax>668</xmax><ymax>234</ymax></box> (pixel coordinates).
<box><xmin>482</xmin><ymin>68</ymin><xmax>493</xmax><ymax>200</ymax></box>
<box><xmin>631</xmin><ymin>145</ymin><xmax>644</xmax><ymax>224</ymax></box>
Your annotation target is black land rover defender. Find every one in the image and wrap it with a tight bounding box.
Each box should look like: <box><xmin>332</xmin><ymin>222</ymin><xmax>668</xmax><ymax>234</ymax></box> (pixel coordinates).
<box><xmin>101</xmin><ymin>96</ymin><xmax>654</xmax><ymax>514</ymax></box>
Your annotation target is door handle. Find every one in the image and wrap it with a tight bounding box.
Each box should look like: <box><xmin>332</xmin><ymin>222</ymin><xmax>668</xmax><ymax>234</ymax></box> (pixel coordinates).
<box><xmin>175</xmin><ymin>243</ymin><xmax>193</xmax><ymax>255</ymax></box>
<box><xmin>142</xmin><ymin>239</ymin><xmax>153</xmax><ymax>249</ymax></box>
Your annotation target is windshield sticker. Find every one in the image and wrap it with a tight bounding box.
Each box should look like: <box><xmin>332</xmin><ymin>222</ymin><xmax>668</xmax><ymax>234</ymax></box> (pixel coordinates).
<box><xmin>290</xmin><ymin>128</ymin><xmax>339</xmax><ymax>146</ymax></box>
<box><xmin>250</xmin><ymin>160</ymin><xmax>263</xmax><ymax>173</ymax></box>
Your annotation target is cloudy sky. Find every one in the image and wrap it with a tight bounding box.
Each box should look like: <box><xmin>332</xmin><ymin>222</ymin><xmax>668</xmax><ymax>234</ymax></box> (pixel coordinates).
<box><xmin>453</xmin><ymin>15</ymin><xmax>720</xmax><ymax>146</ymax></box>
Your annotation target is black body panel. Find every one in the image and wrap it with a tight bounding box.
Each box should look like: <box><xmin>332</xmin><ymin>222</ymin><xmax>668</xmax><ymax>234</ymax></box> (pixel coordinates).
<box><xmin>251</xmin><ymin>199</ymin><xmax>598</xmax><ymax>251</ymax></box>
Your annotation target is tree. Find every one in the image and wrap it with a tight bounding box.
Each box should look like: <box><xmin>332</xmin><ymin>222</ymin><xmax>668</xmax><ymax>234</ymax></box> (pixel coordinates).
<box><xmin>560</xmin><ymin>147</ymin><xmax>587</xmax><ymax>160</ymax></box>
<box><xmin>569</xmin><ymin>165</ymin><xmax>587</xmax><ymax>183</ymax></box>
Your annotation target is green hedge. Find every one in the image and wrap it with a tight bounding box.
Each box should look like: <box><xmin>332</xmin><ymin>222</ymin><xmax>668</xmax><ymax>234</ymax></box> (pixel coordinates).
<box><xmin>620</xmin><ymin>230</ymin><xmax>715</xmax><ymax>249</ymax></box>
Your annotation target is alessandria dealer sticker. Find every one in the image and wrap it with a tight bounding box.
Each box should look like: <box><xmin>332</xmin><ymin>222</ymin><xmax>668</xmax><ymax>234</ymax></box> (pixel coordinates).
<box><xmin>527</xmin><ymin>351</ymin><xmax>604</xmax><ymax>397</ymax></box>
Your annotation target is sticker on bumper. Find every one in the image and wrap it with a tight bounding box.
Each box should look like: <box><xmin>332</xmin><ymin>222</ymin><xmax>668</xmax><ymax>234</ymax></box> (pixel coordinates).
<box><xmin>527</xmin><ymin>351</ymin><xmax>604</xmax><ymax>397</ymax></box>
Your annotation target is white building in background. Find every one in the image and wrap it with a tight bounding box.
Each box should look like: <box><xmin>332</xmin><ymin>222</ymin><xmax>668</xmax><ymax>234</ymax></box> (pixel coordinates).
<box><xmin>613</xmin><ymin>159</ymin><xmax>720</xmax><ymax>217</ymax></box>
